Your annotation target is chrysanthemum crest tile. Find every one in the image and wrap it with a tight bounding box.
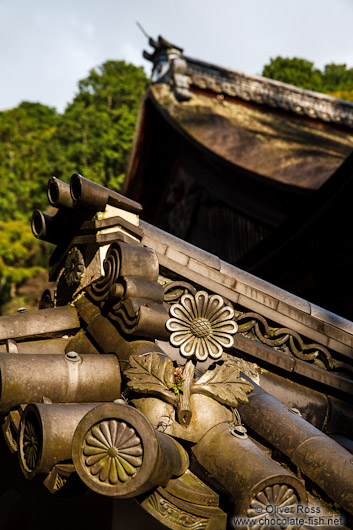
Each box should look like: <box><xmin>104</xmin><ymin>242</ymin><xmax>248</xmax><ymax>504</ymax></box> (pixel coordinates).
<box><xmin>166</xmin><ymin>290</ymin><xmax>238</xmax><ymax>361</ymax></box>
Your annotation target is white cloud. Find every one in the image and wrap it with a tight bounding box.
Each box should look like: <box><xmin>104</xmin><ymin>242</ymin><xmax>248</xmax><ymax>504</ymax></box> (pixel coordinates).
<box><xmin>1</xmin><ymin>0</ymin><xmax>353</xmax><ymax>111</ymax></box>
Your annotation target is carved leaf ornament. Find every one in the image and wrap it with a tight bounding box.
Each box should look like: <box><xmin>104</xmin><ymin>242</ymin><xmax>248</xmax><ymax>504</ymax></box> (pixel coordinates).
<box><xmin>124</xmin><ymin>353</ymin><xmax>253</xmax><ymax>414</ymax></box>
<box><xmin>191</xmin><ymin>362</ymin><xmax>253</xmax><ymax>408</ymax></box>
<box><xmin>166</xmin><ymin>291</ymin><xmax>238</xmax><ymax>361</ymax></box>
<box><xmin>124</xmin><ymin>353</ymin><xmax>178</xmax><ymax>406</ymax></box>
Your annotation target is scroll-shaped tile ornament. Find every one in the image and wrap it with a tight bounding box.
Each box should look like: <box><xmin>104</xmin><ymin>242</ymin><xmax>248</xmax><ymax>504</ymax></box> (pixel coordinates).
<box><xmin>166</xmin><ymin>291</ymin><xmax>238</xmax><ymax>361</ymax></box>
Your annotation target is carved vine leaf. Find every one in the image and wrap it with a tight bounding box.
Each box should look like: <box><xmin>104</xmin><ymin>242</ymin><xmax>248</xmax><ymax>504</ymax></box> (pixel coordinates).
<box><xmin>124</xmin><ymin>353</ymin><xmax>178</xmax><ymax>406</ymax></box>
<box><xmin>191</xmin><ymin>362</ymin><xmax>254</xmax><ymax>407</ymax></box>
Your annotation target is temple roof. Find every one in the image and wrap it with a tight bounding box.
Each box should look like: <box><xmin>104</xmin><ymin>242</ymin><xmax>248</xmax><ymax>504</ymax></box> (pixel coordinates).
<box><xmin>123</xmin><ymin>37</ymin><xmax>353</xmax><ymax>321</ymax></box>
<box><xmin>141</xmin><ymin>36</ymin><xmax>353</xmax><ymax>190</ymax></box>
<box><xmin>149</xmin><ymin>83</ymin><xmax>353</xmax><ymax>190</ymax></box>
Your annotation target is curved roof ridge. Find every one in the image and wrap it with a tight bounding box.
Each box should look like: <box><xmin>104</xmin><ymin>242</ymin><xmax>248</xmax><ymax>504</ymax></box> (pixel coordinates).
<box><xmin>183</xmin><ymin>54</ymin><xmax>353</xmax><ymax>127</ymax></box>
<box><xmin>144</xmin><ymin>35</ymin><xmax>353</xmax><ymax>128</ymax></box>
<box><xmin>186</xmin><ymin>54</ymin><xmax>353</xmax><ymax>105</ymax></box>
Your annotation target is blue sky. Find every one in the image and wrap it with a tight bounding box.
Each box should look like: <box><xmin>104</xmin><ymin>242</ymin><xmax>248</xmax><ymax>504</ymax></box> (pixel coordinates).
<box><xmin>1</xmin><ymin>0</ymin><xmax>353</xmax><ymax>112</ymax></box>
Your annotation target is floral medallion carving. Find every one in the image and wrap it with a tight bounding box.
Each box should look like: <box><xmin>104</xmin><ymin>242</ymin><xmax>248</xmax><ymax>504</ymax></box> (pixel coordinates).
<box><xmin>166</xmin><ymin>290</ymin><xmax>238</xmax><ymax>361</ymax></box>
<box><xmin>22</xmin><ymin>416</ymin><xmax>40</xmax><ymax>471</ymax></box>
<box><xmin>247</xmin><ymin>484</ymin><xmax>299</xmax><ymax>529</ymax></box>
<box><xmin>83</xmin><ymin>419</ymin><xmax>143</xmax><ymax>485</ymax></box>
<box><xmin>63</xmin><ymin>247</ymin><xmax>85</xmax><ymax>287</ymax></box>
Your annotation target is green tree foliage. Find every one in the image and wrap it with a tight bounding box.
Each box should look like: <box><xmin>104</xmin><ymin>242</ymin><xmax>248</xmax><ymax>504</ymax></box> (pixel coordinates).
<box><xmin>0</xmin><ymin>60</ymin><xmax>148</xmax><ymax>221</ymax></box>
<box><xmin>0</xmin><ymin>60</ymin><xmax>148</xmax><ymax>313</ymax></box>
<box><xmin>52</xmin><ymin>60</ymin><xmax>148</xmax><ymax>189</ymax></box>
<box><xmin>0</xmin><ymin>220</ymin><xmax>50</xmax><ymax>312</ymax></box>
<box><xmin>0</xmin><ymin>102</ymin><xmax>59</xmax><ymax>221</ymax></box>
<box><xmin>262</xmin><ymin>57</ymin><xmax>353</xmax><ymax>100</ymax></box>
<box><xmin>322</xmin><ymin>63</ymin><xmax>353</xmax><ymax>93</ymax></box>
<box><xmin>262</xmin><ymin>57</ymin><xmax>323</xmax><ymax>92</ymax></box>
